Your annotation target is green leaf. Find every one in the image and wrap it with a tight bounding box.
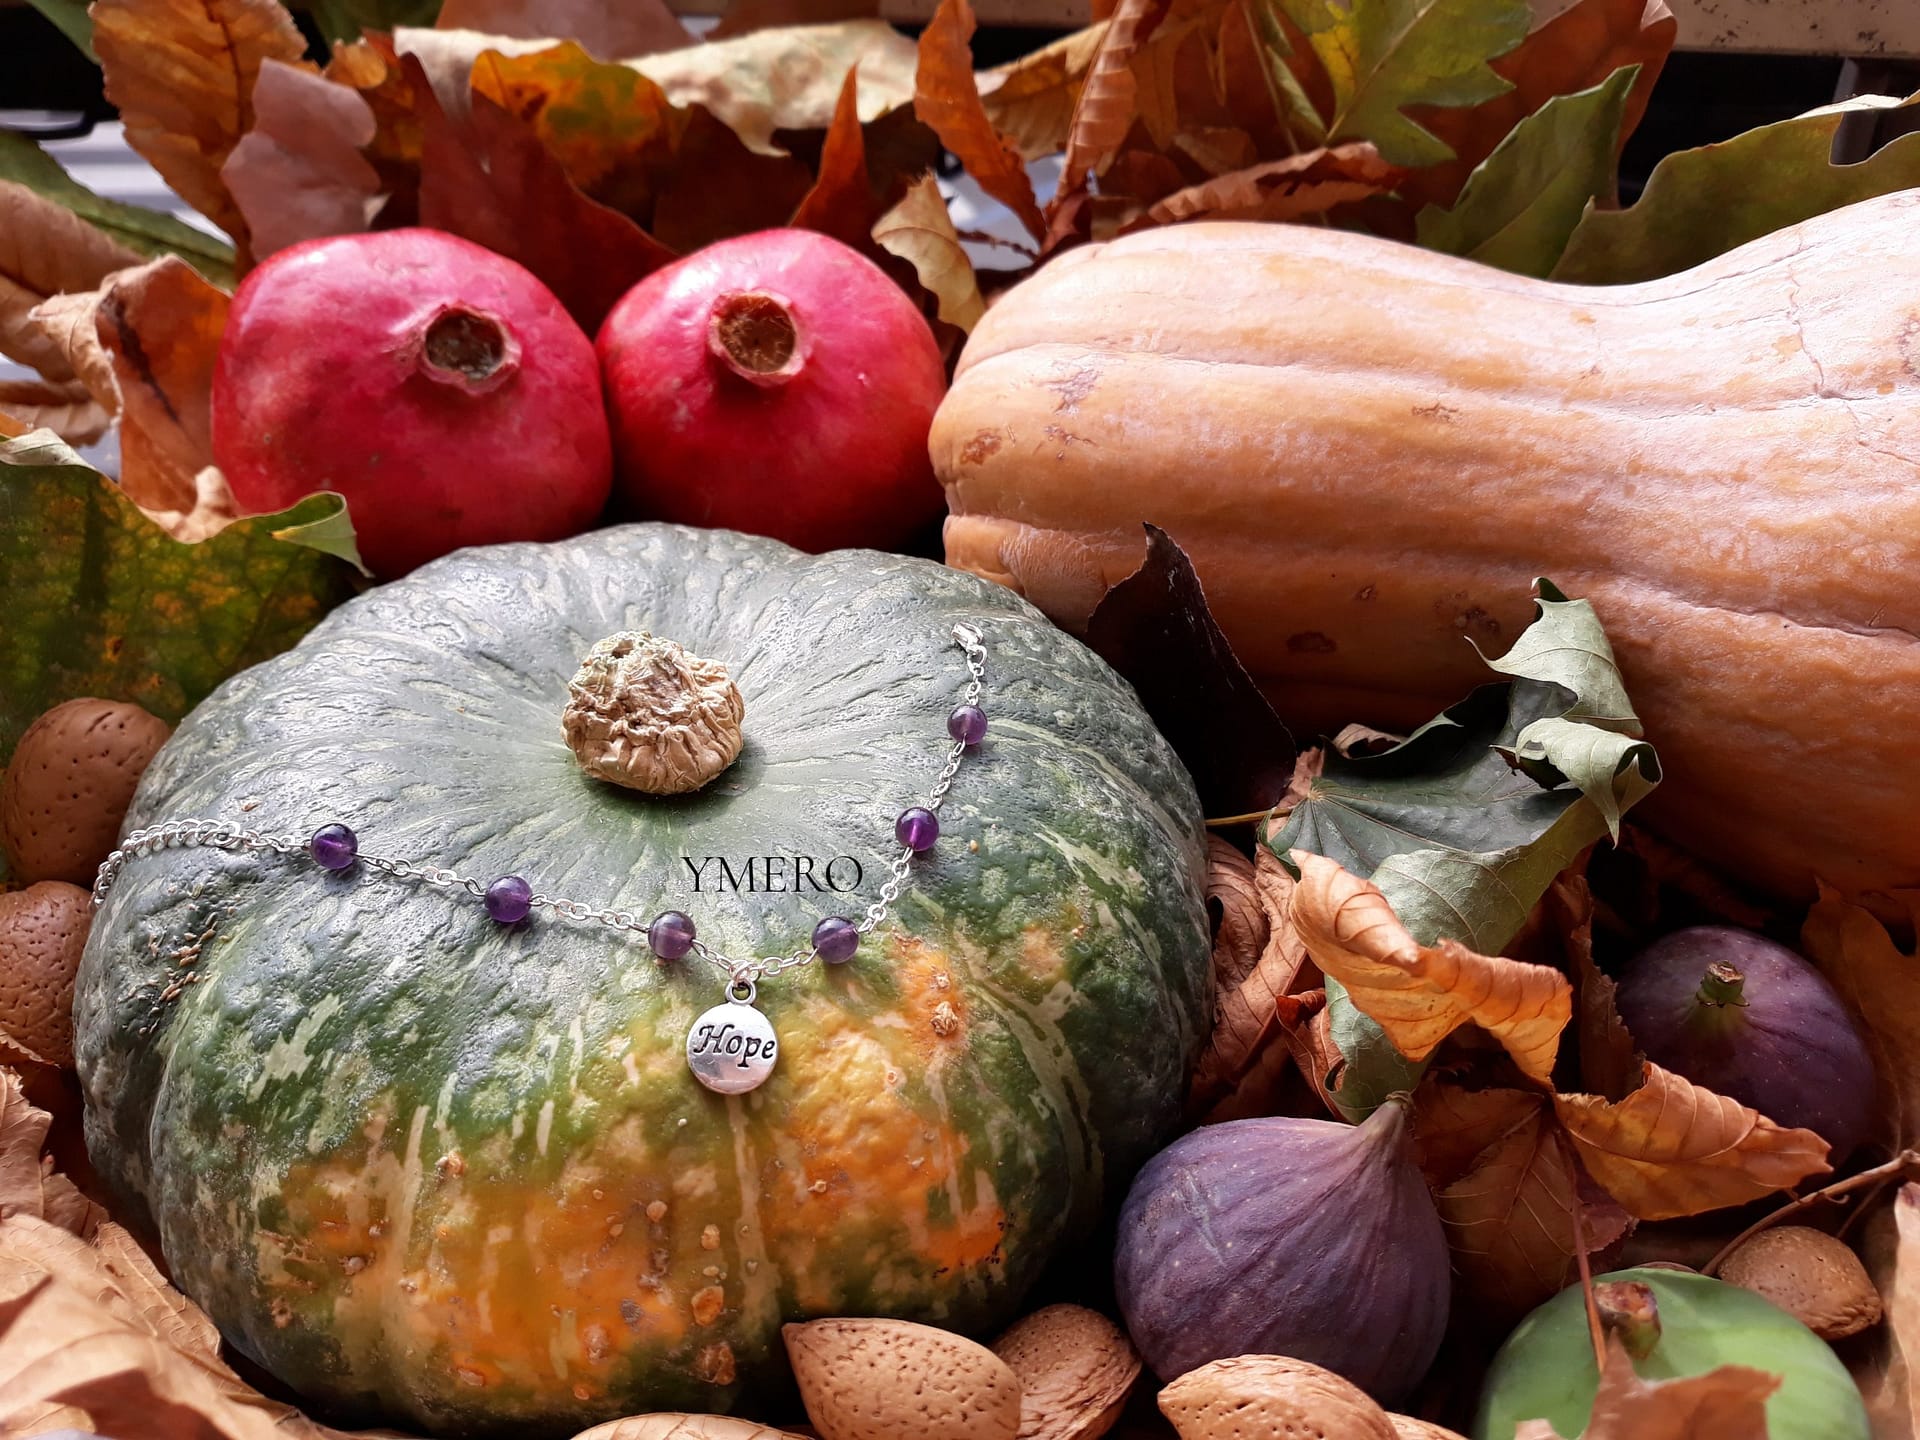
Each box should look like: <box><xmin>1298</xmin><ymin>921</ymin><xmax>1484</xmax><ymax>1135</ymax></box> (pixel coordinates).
<box><xmin>1275</xmin><ymin>0</ymin><xmax>1531</xmax><ymax>167</ymax></box>
<box><xmin>1552</xmin><ymin>91</ymin><xmax>1920</xmax><ymax>285</ymax></box>
<box><xmin>1415</xmin><ymin>64</ymin><xmax>1636</xmax><ymax>278</ymax></box>
<box><xmin>271</xmin><ymin>493</ymin><xmax>368</xmax><ymax>573</ymax></box>
<box><xmin>1247</xmin><ymin>0</ymin><xmax>1329</xmax><ymax>146</ymax></box>
<box><xmin>0</xmin><ymin>132</ymin><xmax>236</xmax><ymax>287</ymax></box>
<box><xmin>1269</xmin><ymin>579</ymin><xmax>1660</xmax><ymax>1118</ymax></box>
<box><xmin>26</xmin><ymin>0</ymin><xmax>95</xmax><ymax>61</ymax></box>
<box><xmin>0</xmin><ymin>430</ymin><xmax>359</xmax><ymax>771</ymax></box>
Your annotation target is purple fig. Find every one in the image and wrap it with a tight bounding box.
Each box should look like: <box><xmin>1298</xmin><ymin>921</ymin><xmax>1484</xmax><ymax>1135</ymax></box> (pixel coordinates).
<box><xmin>1112</xmin><ymin>1095</ymin><xmax>1448</xmax><ymax>1405</ymax></box>
<box><xmin>1615</xmin><ymin>926</ymin><xmax>1873</xmax><ymax>1160</ymax></box>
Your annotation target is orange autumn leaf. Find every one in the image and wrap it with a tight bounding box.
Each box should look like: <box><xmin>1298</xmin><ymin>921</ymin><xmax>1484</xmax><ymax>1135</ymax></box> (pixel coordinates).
<box><xmin>1057</xmin><ymin>0</ymin><xmax>1169</xmax><ymax>197</ymax></box>
<box><xmin>871</xmin><ymin>175</ymin><xmax>986</xmax><ymax>332</ymax></box>
<box><xmin>1554</xmin><ymin>1061</ymin><xmax>1830</xmax><ymax>1221</ymax></box>
<box><xmin>790</xmin><ymin>68</ymin><xmax>875</xmax><ymax>251</ymax></box>
<box><xmin>0</xmin><ymin>183</ymin><xmax>142</xmax><ymax>385</ymax></box>
<box><xmin>915</xmin><ymin>0</ymin><xmax>1045</xmax><ymax>240</ymax></box>
<box><xmin>1413</xmin><ymin>1081</ymin><xmax>1540</xmax><ymax>1188</ymax></box>
<box><xmin>1133</xmin><ymin>143</ymin><xmax>1403</xmax><ymax>229</ymax></box>
<box><xmin>1801</xmin><ymin>883</ymin><xmax>1920</xmax><ymax>1151</ymax></box>
<box><xmin>1287</xmin><ymin>850</ymin><xmax>1572</xmax><ymax>1086</ymax></box>
<box><xmin>92</xmin><ymin>0</ymin><xmax>310</xmax><ymax>269</ymax></box>
<box><xmin>1514</xmin><ymin>1335</ymin><xmax>1779</xmax><ymax>1439</ymax></box>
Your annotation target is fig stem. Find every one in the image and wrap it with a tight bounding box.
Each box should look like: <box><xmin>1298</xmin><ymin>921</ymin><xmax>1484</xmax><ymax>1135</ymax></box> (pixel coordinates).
<box><xmin>1593</xmin><ymin>1282</ymin><xmax>1661</xmax><ymax>1360</ymax></box>
<box><xmin>1703</xmin><ymin>1149</ymin><xmax>1920</xmax><ymax>1277</ymax></box>
<box><xmin>1696</xmin><ymin>960</ymin><xmax>1747</xmax><ymax>1008</ymax></box>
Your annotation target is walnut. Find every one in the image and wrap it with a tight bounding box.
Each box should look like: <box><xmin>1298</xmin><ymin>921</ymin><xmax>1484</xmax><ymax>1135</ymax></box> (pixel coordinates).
<box><xmin>562</xmin><ymin>632</ymin><xmax>745</xmax><ymax>794</ymax></box>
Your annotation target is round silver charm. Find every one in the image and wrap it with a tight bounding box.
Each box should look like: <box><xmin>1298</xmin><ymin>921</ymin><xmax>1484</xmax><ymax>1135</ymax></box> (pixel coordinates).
<box><xmin>686</xmin><ymin>986</ymin><xmax>779</xmax><ymax>1094</ymax></box>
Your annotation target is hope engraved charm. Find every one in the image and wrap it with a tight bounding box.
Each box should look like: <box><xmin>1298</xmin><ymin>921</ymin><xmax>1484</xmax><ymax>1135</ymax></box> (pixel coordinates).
<box><xmin>686</xmin><ymin>982</ymin><xmax>779</xmax><ymax>1094</ymax></box>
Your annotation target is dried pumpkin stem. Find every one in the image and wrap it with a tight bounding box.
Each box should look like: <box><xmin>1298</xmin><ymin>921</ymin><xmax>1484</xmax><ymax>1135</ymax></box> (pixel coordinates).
<box><xmin>1703</xmin><ymin>1151</ymin><xmax>1919</xmax><ymax>1277</ymax></box>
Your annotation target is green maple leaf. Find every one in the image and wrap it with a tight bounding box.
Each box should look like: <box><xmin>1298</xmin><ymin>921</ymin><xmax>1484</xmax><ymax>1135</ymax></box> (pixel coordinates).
<box><xmin>1276</xmin><ymin>0</ymin><xmax>1531</xmax><ymax>167</ymax></box>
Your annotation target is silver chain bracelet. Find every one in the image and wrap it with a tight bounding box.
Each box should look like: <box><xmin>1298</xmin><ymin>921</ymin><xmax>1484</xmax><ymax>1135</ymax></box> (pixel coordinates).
<box><xmin>91</xmin><ymin>623</ymin><xmax>990</xmax><ymax>1095</ymax></box>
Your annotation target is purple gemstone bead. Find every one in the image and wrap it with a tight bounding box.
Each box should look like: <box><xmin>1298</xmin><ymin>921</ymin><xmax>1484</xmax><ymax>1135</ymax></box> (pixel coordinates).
<box><xmin>485</xmin><ymin>875</ymin><xmax>532</xmax><ymax>924</ymax></box>
<box><xmin>896</xmin><ymin>806</ymin><xmax>939</xmax><ymax>852</ymax></box>
<box><xmin>812</xmin><ymin>915</ymin><xmax>859</xmax><ymax>964</ymax></box>
<box><xmin>309</xmin><ymin>823</ymin><xmax>357</xmax><ymax>871</ymax></box>
<box><xmin>649</xmin><ymin>910</ymin><xmax>696</xmax><ymax>960</ymax></box>
<box><xmin>948</xmin><ymin>704</ymin><xmax>988</xmax><ymax>746</ymax></box>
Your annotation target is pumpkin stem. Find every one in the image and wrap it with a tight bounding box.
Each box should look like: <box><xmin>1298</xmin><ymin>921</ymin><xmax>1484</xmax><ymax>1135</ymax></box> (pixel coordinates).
<box><xmin>561</xmin><ymin>632</ymin><xmax>746</xmax><ymax>795</ymax></box>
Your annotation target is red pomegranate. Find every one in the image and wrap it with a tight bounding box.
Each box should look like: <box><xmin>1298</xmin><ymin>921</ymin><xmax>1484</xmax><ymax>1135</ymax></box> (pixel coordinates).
<box><xmin>212</xmin><ymin>228</ymin><xmax>612</xmax><ymax>578</ymax></box>
<box><xmin>596</xmin><ymin>229</ymin><xmax>947</xmax><ymax>552</ymax></box>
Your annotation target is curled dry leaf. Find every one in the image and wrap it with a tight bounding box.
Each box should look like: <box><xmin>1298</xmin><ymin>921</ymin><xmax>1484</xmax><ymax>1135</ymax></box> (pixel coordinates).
<box><xmin>436</xmin><ymin>0</ymin><xmax>693</xmax><ymax>59</ymax></box>
<box><xmin>1274</xmin><ymin>987</ymin><xmax>1341</xmax><ymax>1114</ymax></box>
<box><xmin>93</xmin><ymin>256</ymin><xmax>235</xmax><ymax>537</ymax></box>
<box><xmin>1802</xmin><ymin>882</ymin><xmax>1920</xmax><ymax>1151</ymax></box>
<box><xmin>1547</xmin><ymin>868</ymin><xmax>1640</xmax><ymax>1102</ymax></box>
<box><xmin>1133</xmin><ymin>141</ymin><xmax>1403</xmax><ymax>228</ymax></box>
<box><xmin>1058</xmin><ymin>0</ymin><xmax>1169</xmax><ymax>196</ymax></box>
<box><xmin>915</xmin><ymin>0</ymin><xmax>1045</xmax><ymax>240</ymax></box>
<box><xmin>790</xmin><ymin>68</ymin><xmax>874</xmax><ymax>250</ymax></box>
<box><xmin>569</xmin><ymin>1417</ymin><xmax>806</xmax><ymax>1439</ymax></box>
<box><xmin>0</xmin><ymin>182</ymin><xmax>141</xmax><ymax>383</ymax></box>
<box><xmin>0</xmin><ymin>379</ymin><xmax>109</xmax><ymax>448</ymax></box>
<box><xmin>784</xmin><ymin>1317</ymin><xmax>1021</xmax><ymax>1440</ymax></box>
<box><xmin>1554</xmin><ymin>1061</ymin><xmax>1831</xmax><ymax>1221</ymax></box>
<box><xmin>1288</xmin><ymin>850</ymin><xmax>1572</xmax><ymax>1086</ymax></box>
<box><xmin>91</xmin><ymin>0</ymin><xmax>310</xmax><ymax>268</ymax></box>
<box><xmin>991</xmin><ymin>1303</ymin><xmax>1140</xmax><ymax>1440</ymax></box>
<box><xmin>25</xmin><ymin>290</ymin><xmax>118</xmax><ymax>420</ymax></box>
<box><xmin>222</xmin><ymin>58</ymin><xmax>382</xmax><ymax>263</ymax></box>
<box><xmin>1513</xmin><ymin>1334</ymin><xmax>1779</xmax><ymax>1440</ymax></box>
<box><xmin>1854</xmin><ymin>1181</ymin><xmax>1920</xmax><ymax>1435</ymax></box>
<box><xmin>872</xmin><ymin>175</ymin><xmax>987</xmax><ymax>332</ymax></box>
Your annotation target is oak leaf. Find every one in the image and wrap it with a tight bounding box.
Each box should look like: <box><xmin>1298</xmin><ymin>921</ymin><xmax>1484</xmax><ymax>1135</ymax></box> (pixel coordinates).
<box><xmin>1514</xmin><ymin>1335</ymin><xmax>1779</xmax><ymax>1439</ymax></box>
<box><xmin>915</xmin><ymin>0</ymin><xmax>1045</xmax><ymax>239</ymax></box>
<box><xmin>92</xmin><ymin>0</ymin><xmax>310</xmax><ymax>268</ymax></box>
<box><xmin>1554</xmin><ymin>1061</ymin><xmax>1830</xmax><ymax>1221</ymax></box>
<box><xmin>1288</xmin><ymin>850</ymin><xmax>1572</xmax><ymax>1086</ymax></box>
<box><xmin>1801</xmin><ymin>883</ymin><xmax>1920</xmax><ymax>1151</ymax></box>
<box><xmin>436</xmin><ymin>0</ymin><xmax>693</xmax><ymax>58</ymax></box>
<box><xmin>1403</xmin><ymin>0</ymin><xmax>1674</xmax><ymax>210</ymax></box>
<box><xmin>871</xmin><ymin>175</ymin><xmax>986</xmax><ymax>332</ymax></box>
<box><xmin>93</xmin><ymin>257</ymin><xmax>234</xmax><ymax>535</ymax></box>
<box><xmin>1133</xmin><ymin>142</ymin><xmax>1401</xmax><ymax>227</ymax></box>
<box><xmin>0</xmin><ymin>181</ymin><xmax>141</xmax><ymax>383</ymax></box>
<box><xmin>790</xmin><ymin>69</ymin><xmax>875</xmax><ymax>249</ymax></box>
<box><xmin>222</xmin><ymin>58</ymin><xmax>382</xmax><ymax>263</ymax></box>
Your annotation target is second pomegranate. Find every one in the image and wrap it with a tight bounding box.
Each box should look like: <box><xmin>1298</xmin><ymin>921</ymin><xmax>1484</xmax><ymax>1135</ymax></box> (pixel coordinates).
<box><xmin>597</xmin><ymin>229</ymin><xmax>948</xmax><ymax>553</ymax></box>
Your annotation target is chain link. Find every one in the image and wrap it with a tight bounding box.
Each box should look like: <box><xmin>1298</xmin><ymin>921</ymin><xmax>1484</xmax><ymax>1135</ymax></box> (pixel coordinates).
<box><xmin>90</xmin><ymin>622</ymin><xmax>992</xmax><ymax>990</ymax></box>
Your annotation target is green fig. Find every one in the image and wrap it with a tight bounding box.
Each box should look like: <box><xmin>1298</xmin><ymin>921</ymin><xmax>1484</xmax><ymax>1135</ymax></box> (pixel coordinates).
<box><xmin>1474</xmin><ymin>1268</ymin><xmax>1869</xmax><ymax>1440</ymax></box>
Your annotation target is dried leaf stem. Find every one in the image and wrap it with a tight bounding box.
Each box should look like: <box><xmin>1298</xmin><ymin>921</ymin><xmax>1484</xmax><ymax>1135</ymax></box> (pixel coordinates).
<box><xmin>1566</xmin><ymin>1132</ymin><xmax>1607</xmax><ymax>1373</ymax></box>
<box><xmin>1703</xmin><ymin>1151</ymin><xmax>1919</xmax><ymax>1277</ymax></box>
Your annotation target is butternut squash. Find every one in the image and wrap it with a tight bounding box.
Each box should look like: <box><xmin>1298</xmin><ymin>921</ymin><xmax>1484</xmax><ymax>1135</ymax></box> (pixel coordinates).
<box><xmin>932</xmin><ymin>190</ymin><xmax>1920</xmax><ymax>904</ymax></box>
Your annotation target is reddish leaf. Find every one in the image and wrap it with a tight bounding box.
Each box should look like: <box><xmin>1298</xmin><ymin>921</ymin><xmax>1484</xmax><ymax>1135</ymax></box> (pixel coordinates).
<box><xmin>1274</xmin><ymin>988</ymin><xmax>1340</xmax><ymax>1115</ymax></box>
<box><xmin>1404</xmin><ymin>0</ymin><xmax>1677</xmax><ymax>210</ymax></box>
<box><xmin>790</xmin><ymin>68</ymin><xmax>874</xmax><ymax>250</ymax></box>
<box><xmin>650</xmin><ymin>108</ymin><xmax>815</xmax><ymax>257</ymax></box>
<box><xmin>915</xmin><ymin>0</ymin><xmax>1045</xmax><ymax>240</ymax></box>
<box><xmin>1058</xmin><ymin>0</ymin><xmax>1171</xmax><ymax>197</ymax></box>
<box><xmin>222</xmin><ymin>59</ymin><xmax>382</xmax><ymax>263</ymax></box>
<box><xmin>1130</xmin><ymin>142</ymin><xmax>1402</xmax><ymax>229</ymax></box>
<box><xmin>413</xmin><ymin>58</ymin><xmax>677</xmax><ymax>332</ymax></box>
<box><xmin>1414</xmin><ymin>1081</ymin><xmax>1539</xmax><ymax>1189</ymax></box>
<box><xmin>435</xmin><ymin>0</ymin><xmax>694</xmax><ymax>58</ymax></box>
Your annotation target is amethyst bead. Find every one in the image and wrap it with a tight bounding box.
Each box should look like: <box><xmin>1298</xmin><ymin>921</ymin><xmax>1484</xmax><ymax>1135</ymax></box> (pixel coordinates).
<box><xmin>309</xmin><ymin>823</ymin><xmax>357</xmax><ymax>871</ymax></box>
<box><xmin>896</xmin><ymin>806</ymin><xmax>939</xmax><ymax>852</ymax></box>
<box><xmin>485</xmin><ymin>875</ymin><xmax>532</xmax><ymax>924</ymax></box>
<box><xmin>948</xmin><ymin>704</ymin><xmax>988</xmax><ymax>746</ymax></box>
<box><xmin>649</xmin><ymin>910</ymin><xmax>696</xmax><ymax>960</ymax></box>
<box><xmin>812</xmin><ymin>915</ymin><xmax>859</xmax><ymax>964</ymax></box>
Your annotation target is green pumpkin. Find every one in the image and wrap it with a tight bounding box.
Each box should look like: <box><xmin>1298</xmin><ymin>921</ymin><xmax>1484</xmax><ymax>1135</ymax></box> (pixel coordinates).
<box><xmin>75</xmin><ymin>525</ymin><xmax>1209</xmax><ymax>1437</ymax></box>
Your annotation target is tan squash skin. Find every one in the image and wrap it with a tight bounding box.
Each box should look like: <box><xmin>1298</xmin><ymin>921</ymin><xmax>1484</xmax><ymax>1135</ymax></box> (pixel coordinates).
<box><xmin>933</xmin><ymin>191</ymin><xmax>1920</xmax><ymax>904</ymax></box>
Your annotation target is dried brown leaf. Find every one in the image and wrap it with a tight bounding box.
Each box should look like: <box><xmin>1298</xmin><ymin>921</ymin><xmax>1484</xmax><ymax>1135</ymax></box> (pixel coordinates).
<box><xmin>649</xmin><ymin>108</ymin><xmax>815</xmax><ymax>257</ymax></box>
<box><xmin>414</xmin><ymin>61</ymin><xmax>677</xmax><ymax>333</ymax></box>
<box><xmin>93</xmin><ymin>257</ymin><xmax>236</xmax><ymax>537</ymax></box>
<box><xmin>872</xmin><ymin>174</ymin><xmax>986</xmax><ymax>332</ymax></box>
<box><xmin>570</xmin><ymin>1416</ymin><xmax>807</xmax><ymax>1439</ymax></box>
<box><xmin>0</xmin><ymin>183</ymin><xmax>143</xmax><ymax>383</ymax></box>
<box><xmin>1555</xmin><ymin>1061</ymin><xmax>1831</xmax><ymax>1221</ymax></box>
<box><xmin>1414</xmin><ymin>1081</ymin><xmax>1539</xmax><ymax>1189</ymax></box>
<box><xmin>1274</xmin><ymin>988</ymin><xmax>1340</xmax><ymax>1115</ymax></box>
<box><xmin>0</xmin><ymin>379</ymin><xmax>110</xmax><ymax>447</ymax></box>
<box><xmin>1289</xmin><ymin>850</ymin><xmax>1573</xmax><ymax>1086</ymax></box>
<box><xmin>1059</xmin><ymin>0</ymin><xmax>1170</xmax><ymax>196</ymax></box>
<box><xmin>1171</xmin><ymin>126</ymin><xmax>1258</xmax><ymax>178</ymax></box>
<box><xmin>1436</xmin><ymin>1103</ymin><xmax>1630</xmax><ymax>1315</ymax></box>
<box><xmin>91</xmin><ymin>1222</ymin><xmax>221</xmax><ymax>1363</ymax></box>
<box><xmin>1802</xmin><ymin>883</ymin><xmax>1920</xmax><ymax>1152</ymax></box>
<box><xmin>37</xmin><ymin>1172</ymin><xmax>105</xmax><ymax>1243</ymax></box>
<box><xmin>436</xmin><ymin>0</ymin><xmax>694</xmax><ymax>58</ymax></box>
<box><xmin>1405</xmin><ymin>0</ymin><xmax>1677</xmax><ymax>211</ymax></box>
<box><xmin>1548</xmin><ymin>870</ymin><xmax>1640</xmax><ymax>1102</ymax></box>
<box><xmin>790</xmin><ymin>67</ymin><xmax>874</xmax><ymax>249</ymax></box>
<box><xmin>92</xmin><ymin>0</ymin><xmax>310</xmax><ymax>268</ymax></box>
<box><xmin>1854</xmin><ymin>1181</ymin><xmax>1920</xmax><ymax>1435</ymax></box>
<box><xmin>1134</xmin><ymin>142</ymin><xmax>1402</xmax><ymax>229</ymax></box>
<box><xmin>980</xmin><ymin>23</ymin><xmax>1110</xmax><ymax>161</ymax></box>
<box><xmin>914</xmin><ymin>0</ymin><xmax>1045</xmax><ymax>240</ymax></box>
<box><xmin>26</xmin><ymin>290</ymin><xmax>119</xmax><ymax>418</ymax></box>
<box><xmin>0</xmin><ymin>1070</ymin><xmax>52</xmax><ymax>1224</ymax></box>
<box><xmin>1514</xmin><ymin>1335</ymin><xmax>1779</xmax><ymax>1440</ymax></box>
<box><xmin>222</xmin><ymin>59</ymin><xmax>382</xmax><ymax>263</ymax></box>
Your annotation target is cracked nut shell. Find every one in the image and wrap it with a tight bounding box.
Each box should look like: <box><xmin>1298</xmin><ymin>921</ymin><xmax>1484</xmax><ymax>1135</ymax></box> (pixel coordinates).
<box><xmin>0</xmin><ymin>881</ymin><xmax>92</xmax><ymax>1067</ymax></box>
<box><xmin>992</xmin><ymin>1303</ymin><xmax>1141</xmax><ymax>1440</ymax></box>
<box><xmin>784</xmin><ymin>1317</ymin><xmax>1021</xmax><ymax>1440</ymax></box>
<box><xmin>2</xmin><ymin>698</ymin><xmax>170</xmax><ymax>883</ymax></box>
<box><xmin>562</xmin><ymin>632</ymin><xmax>745</xmax><ymax>794</ymax></box>
<box><xmin>1159</xmin><ymin>1355</ymin><xmax>1399</xmax><ymax>1440</ymax></box>
<box><xmin>1718</xmin><ymin>1226</ymin><xmax>1883</xmax><ymax>1341</ymax></box>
